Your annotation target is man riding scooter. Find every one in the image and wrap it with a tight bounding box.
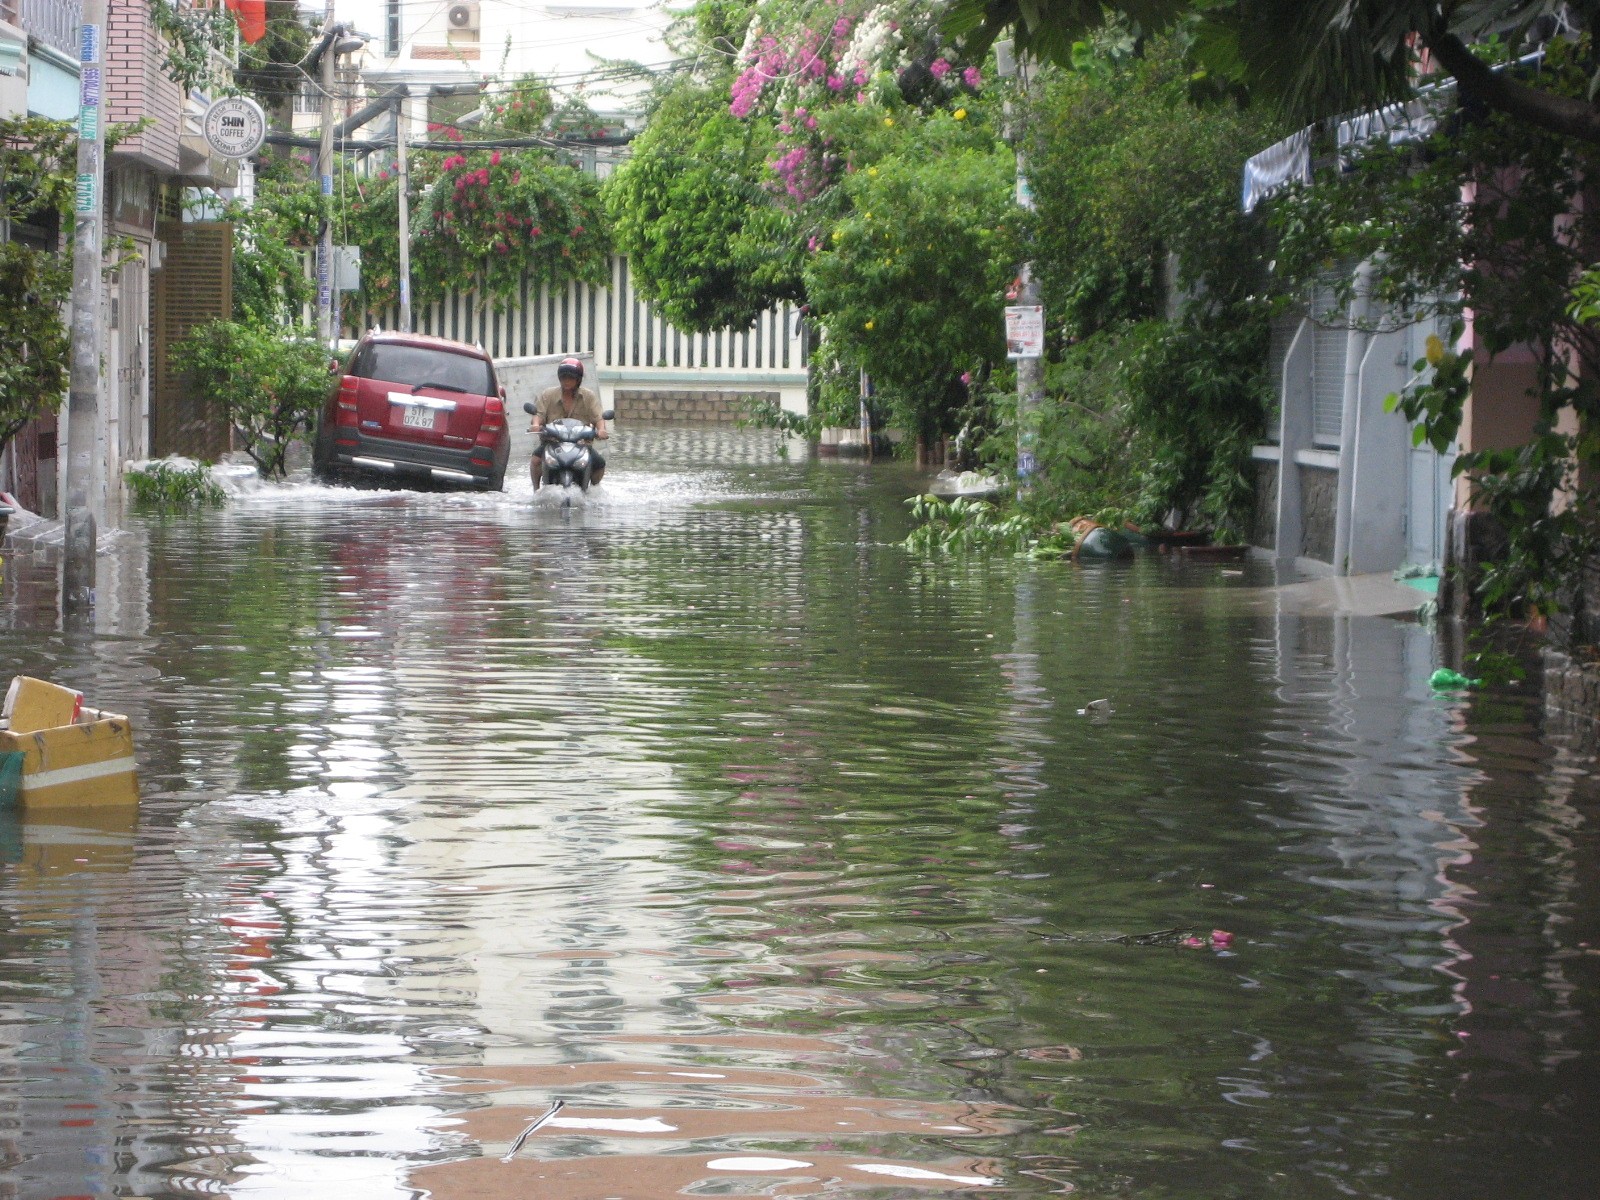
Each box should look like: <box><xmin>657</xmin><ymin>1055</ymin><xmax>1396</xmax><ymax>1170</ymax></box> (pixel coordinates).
<box><xmin>528</xmin><ymin>358</ymin><xmax>608</xmax><ymax>489</ymax></box>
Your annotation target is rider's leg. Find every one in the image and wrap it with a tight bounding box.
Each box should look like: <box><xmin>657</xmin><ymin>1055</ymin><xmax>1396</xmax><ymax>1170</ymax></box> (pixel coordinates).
<box><xmin>590</xmin><ymin>449</ymin><xmax>606</xmax><ymax>486</ymax></box>
<box><xmin>530</xmin><ymin>448</ymin><xmax>543</xmax><ymax>489</ymax></box>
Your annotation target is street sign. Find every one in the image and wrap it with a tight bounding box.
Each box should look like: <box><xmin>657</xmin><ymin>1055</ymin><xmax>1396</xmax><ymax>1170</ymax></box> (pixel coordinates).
<box><xmin>202</xmin><ymin>95</ymin><xmax>267</xmax><ymax>159</ymax></box>
<box><xmin>334</xmin><ymin>245</ymin><xmax>361</xmax><ymax>293</ymax></box>
<box><xmin>1004</xmin><ymin>305</ymin><xmax>1044</xmax><ymax>359</ymax></box>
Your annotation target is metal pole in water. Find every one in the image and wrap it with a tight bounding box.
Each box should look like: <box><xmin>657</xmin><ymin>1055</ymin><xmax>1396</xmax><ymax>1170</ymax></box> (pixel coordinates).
<box><xmin>63</xmin><ymin>0</ymin><xmax>108</xmax><ymax>623</ymax></box>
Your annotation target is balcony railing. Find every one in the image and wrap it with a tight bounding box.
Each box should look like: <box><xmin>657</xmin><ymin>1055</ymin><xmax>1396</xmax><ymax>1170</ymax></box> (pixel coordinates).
<box><xmin>22</xmin><ymin>0</ymin><xmax>81</xmax><ymax>59</ymax></box>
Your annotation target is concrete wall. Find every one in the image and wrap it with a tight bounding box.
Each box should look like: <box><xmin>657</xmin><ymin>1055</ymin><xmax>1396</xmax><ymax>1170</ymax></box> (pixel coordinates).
<box><xmin>496</xmin><ymin>352</ymin><xmax>597</xmax><ymax>419</ymax></box>
<box><xmin>613</xmin><ymin>389</ymin><xmax>773</xmax><ymax>425</ymax></box>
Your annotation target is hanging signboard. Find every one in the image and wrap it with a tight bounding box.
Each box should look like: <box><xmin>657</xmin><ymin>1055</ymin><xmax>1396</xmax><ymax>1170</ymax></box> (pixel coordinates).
<box><xmin>202</xmin><ymin>95</ymin><xmax>267</xmax><ymax>159</ymax></box>
<box><xmin>1004</xmin><ymin>305</ymin><xmax>1044</xmax><ymax>359</ymax></box>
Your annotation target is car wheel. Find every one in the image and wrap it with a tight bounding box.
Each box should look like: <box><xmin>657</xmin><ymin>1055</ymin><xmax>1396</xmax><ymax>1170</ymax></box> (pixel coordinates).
<box><xmin>485</xmin><ymin>461</ymin><xmax>506</xmax><ymax>491</ymax></box>
<box><xmin>311</xmin><ymin>420</ymin><xmax>337</xmax><ymax>481</ymax></box>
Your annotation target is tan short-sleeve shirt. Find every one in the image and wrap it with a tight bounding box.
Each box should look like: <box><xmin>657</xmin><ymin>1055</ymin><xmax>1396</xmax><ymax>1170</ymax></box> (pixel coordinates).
<box><xmin>536</xmin><ymin>385</ymin><xmax>603</xmax><ymax>426</ymax></box>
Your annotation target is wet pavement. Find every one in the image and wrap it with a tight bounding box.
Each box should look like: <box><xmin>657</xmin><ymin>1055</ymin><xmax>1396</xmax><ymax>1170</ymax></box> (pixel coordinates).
<box><xmin>1</xmin><ymin>428</ymin><xmax>1598</xmax><ymax>1199</ymax></box>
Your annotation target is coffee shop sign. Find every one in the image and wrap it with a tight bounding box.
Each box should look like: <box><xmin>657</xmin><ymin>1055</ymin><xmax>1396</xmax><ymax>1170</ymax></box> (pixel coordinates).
<box><xmin>202</xmin><ymin>96</ymin><xmax>267</xmax><ymax>160</ymax></box>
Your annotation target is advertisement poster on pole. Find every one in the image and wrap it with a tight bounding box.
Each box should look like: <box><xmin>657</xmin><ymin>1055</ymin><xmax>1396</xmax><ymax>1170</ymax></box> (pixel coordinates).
<box><xmin>1004</xmin><ymin>305</ymin><xmax>1044</xmax><ymax>359</ymax></box>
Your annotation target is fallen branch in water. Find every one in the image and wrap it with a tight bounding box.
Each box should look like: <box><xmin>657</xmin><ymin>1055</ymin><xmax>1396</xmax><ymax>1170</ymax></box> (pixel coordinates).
<box><xmin>502</xmin><ymin>1099</ymin><xmax>565</xmax><ymax>1162</ymax></box>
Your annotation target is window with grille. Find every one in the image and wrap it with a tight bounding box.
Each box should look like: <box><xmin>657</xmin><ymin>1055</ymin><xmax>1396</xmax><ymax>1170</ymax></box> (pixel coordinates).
<box><xmin>294</xmin><ymin>83</ymin><xmax>320</xmax><ymax>115</ymax></box>
<box><xmin>1310</xmin><ymin>275</ymin><xmax>1348</xmax><ymax>447</ymax></box>
<box><xmin>385</xmin><ymin>1</ymin><xmax>400</xmax><ymax>57</ymax></box>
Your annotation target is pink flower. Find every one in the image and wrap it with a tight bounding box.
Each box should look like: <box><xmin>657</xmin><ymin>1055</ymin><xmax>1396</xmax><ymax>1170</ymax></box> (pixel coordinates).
<box><xmin>963</xmin><ymin>66</ymin><xmax>983</xmax><ymax>89</ymax></box>
<box><xmin>491</xmin><ymin>150</ymin><xmax>501</xmax><ymax>165</ymax></box>
<box><xmin>1181</xmin><ymin>936</ymin><xmax>1206</xmax><ymax>948</ymax></box>
<box><xmin>805</xmin><ymin>114</ymin><xmax>817</xmax><ymax>130</ymax></box>
<box><xmin>960</xmin><ymin>371</ymin><xmax>972</xmax><ymax>385</ymax></box>
<box><xmin>1210</xmin><ymin>930</ymin><xmax>1235</xmax><ymax>948</ymax></box>
<box><xmin>855</xmin><ymin>67</ymin><xmax>868</xmax><ymax>86</ymax></box>
<box><xmin>827</xmin><ymin>74</ymin><xmax>844</xmax><ymax>91</ymax></box>
<box><xmin>807</xmin><ymin>235</ymin><xmax>820</xmax><ymax>251</ymax></box>
<box><xmin>930</xmin><ymin>58</ymin><xmax>952</xmax><ymax>78</ymax></box>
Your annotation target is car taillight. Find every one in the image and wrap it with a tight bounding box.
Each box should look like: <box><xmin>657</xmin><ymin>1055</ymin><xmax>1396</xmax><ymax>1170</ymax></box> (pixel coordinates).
<box><xmin>335</xmin><ymin>376</ymin><xmax>360</xmax><ymax>426</ymax></box>
<box><xmin>481</xmin><ymin>395</ymin><xmax>504</xmax><ymax>433</ymax></box>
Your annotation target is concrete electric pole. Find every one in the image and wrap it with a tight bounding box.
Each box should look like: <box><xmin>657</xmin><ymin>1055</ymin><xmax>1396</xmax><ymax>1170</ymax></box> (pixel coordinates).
<box><xmin>395</xmin><ymin>90</ymin><xmax>411</xmax><ymax>332</ymax></box>
<box><xmin>315</xmin><ymin>0</ymin><xmax>337</xmax><ymax>346</ymax></box>
<box><xmin>63</xmin><ymin>0</ymin><xmax>107</xmax><ymax>621</ymax></box>
<box><xmin>997</xmin><ymin>42</ymin><xmax>1043</xmax><ymax>494</ymax></box>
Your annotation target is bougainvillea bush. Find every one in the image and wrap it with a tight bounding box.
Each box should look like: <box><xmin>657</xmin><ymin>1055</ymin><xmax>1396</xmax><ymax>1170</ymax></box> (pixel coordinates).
<box><xmin>608</xmin><ymin>0</ymin><xmax>1010</xmax><ymax>445</ymax></box>
<box><xmin>410</xmin><ymin>150</ymin><xmax>611</xmax><ymax>301</ymax></box>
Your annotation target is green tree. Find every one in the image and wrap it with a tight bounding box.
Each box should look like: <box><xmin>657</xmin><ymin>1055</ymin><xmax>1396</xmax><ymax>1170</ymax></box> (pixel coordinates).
<box><xmin>0</xmin><ymin>117</ymin><xmax>74</xmax><ymax>461</ymax></box>
<box><xmin>226</xmin><ymin>156</ymin><xmax>321</xmax><ymax>325</ymax></box>
<box><xmin>804</xmin><ymin>113</ymin><xmax>1018</xmax><ymax>443</ymax></box>
<box><xmin>946</xmin><ymin>1</ymin><xmax>1600</xmax><ymax>143</ymax></box>
<box><xmin>606</xmin><ymin>83</ymin><xmax>797</xmax><ymax>330</ymax></box>
<box><xmin>174</xmin><ymin>321</ymin><xmax>329</xmax><ymax>478</ymax></box>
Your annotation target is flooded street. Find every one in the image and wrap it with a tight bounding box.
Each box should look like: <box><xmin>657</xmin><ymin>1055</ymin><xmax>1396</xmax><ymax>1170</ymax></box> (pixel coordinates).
<box><xmin>2</xmin><ymin>429</ymin><xmax>1598</xmax><ymax>1199</ymax></box>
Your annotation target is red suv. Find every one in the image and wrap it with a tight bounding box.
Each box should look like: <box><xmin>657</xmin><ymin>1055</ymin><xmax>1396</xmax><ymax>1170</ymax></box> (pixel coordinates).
<box><xmin>312</xmin><ymin>332</ymin><xmax>510</xmax><ymax>490</ymax></box>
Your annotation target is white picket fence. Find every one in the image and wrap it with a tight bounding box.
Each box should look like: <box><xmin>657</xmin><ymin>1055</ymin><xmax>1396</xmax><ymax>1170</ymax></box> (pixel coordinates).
<box><xmin>335</xmin><ymin>256</ymin><xmax>810</xmax><ymax>415</ymax></box>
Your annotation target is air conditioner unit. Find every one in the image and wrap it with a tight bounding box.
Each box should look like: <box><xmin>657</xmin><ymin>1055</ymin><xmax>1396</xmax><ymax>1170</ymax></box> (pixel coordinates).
<box><xmin>447</xmin><ymin>3</ymin><xmax>481</xmax><ymax>34</ymax></box>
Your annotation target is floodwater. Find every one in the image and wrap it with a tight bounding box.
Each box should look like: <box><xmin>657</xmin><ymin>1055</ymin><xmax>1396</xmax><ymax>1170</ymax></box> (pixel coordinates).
<box><xmin>1</xmin><ymin>429</ymin><xmax>1597</xmax><ymax>1200</ymax></box>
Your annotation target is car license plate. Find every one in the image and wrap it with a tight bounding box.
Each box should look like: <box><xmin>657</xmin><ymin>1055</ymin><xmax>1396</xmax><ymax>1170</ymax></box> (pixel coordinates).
<box><xmin>401</xmin><ymin>405</ymin><xmax>436</xmax><ymax>430</ymax></box>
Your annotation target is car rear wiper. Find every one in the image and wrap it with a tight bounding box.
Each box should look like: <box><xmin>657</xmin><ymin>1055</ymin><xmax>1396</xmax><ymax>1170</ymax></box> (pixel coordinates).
<box><xmin>411</xmin><ymin>382</ymin><xmax>469</xmax><ymax>394</ymax></box>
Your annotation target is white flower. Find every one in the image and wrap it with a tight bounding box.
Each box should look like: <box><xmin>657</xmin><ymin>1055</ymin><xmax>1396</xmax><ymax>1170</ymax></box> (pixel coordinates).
<box><xmin>737</xmin><ymin>15</ymin><xmax>762</xmax><ymax>62</ymax></box>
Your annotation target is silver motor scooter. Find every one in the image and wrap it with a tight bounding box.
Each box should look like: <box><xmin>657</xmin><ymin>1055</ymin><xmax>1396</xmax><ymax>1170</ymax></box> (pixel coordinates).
<box><xmin>524</xmin><ymin>402</ymin><xmax>614</xmax><ymax>492</ymax></box>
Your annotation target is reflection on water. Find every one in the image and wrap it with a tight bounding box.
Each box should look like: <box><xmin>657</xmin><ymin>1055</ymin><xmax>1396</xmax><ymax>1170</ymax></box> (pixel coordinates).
<box><xmin>1</xmin><ymin>428</ymin><xmax>1598</xmax><ymax>1198</ymax></box>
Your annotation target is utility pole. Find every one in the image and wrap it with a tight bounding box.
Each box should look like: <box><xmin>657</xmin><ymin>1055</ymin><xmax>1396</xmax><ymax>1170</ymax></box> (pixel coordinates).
<box><xmin>395</xmin><ymin>90</ymin><xmax>411</xmax><ymax>332</ymax></box>
<box><xmin>63</xmin><ymin>0</ymin><xmax>107</xmax><ymax>621</ymax></box>
<box><xmin>315</xmin><ymin>0</ymin><xmax>336</xmax><ymax>346</ymax></box>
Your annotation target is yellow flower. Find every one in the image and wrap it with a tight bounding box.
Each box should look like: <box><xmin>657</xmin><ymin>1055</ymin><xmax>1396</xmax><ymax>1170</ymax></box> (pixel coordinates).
<box><xmin>831</xmin><ymin>229</ymin><xmax>842</xmax><ymax>242</ymax></box>
<box><xmin>953</xmin><ymin>108</ymin><xmax>967</xmax><ymax>120</ymax></box>
<box><xmin>883</xmin><ymin>117</ymin><xmax>894</xmax><ymax>127</ymax></box>
<box><xmin>867</xmin><ymin>166</ymin><xmax>879</xmax><ymax>177</ymax></box>
<box><xmin>1424</xmin><ymin>333</ymin><xmax>1445</xmax><ymax>365</ymax></box>
<box><xmin>865</xmin><ymin>319</ymin><xmax>875</xmax><ymax>330</ymax></box>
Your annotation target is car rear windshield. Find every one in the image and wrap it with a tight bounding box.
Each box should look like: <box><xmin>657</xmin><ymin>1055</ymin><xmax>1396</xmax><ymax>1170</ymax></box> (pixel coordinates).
<box><xmin>353</xmin><ymin>343</ymin><xmax>494</xmax><ymax>395</ymax></box>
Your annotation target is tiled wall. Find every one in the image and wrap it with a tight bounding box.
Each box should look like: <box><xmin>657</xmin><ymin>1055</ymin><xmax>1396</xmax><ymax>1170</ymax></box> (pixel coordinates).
<box><xmin>106</xmin><ymin>2</ymin><xmax>182</xmax><ymax>173</ymax></box>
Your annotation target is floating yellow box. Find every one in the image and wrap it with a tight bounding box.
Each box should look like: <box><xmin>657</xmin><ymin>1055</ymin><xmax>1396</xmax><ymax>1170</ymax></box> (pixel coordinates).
<box><xmin>1</xmin><ymin>677</ymin><xmax>138</xmax><ymax>810</ymax></box>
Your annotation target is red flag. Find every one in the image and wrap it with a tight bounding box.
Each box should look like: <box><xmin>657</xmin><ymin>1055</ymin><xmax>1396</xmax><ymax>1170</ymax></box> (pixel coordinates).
<box><xmin>224</xmin><ymin>0</ymin><xmax>268</xmax><ymax>45</ymax></box>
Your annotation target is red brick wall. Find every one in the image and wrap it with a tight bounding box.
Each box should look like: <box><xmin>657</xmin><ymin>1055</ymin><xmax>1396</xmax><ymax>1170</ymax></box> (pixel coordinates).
<box><xmin>107</xmin><ymin>1</ymin><xmax>182</xmax><ymax>173</ymax></box>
